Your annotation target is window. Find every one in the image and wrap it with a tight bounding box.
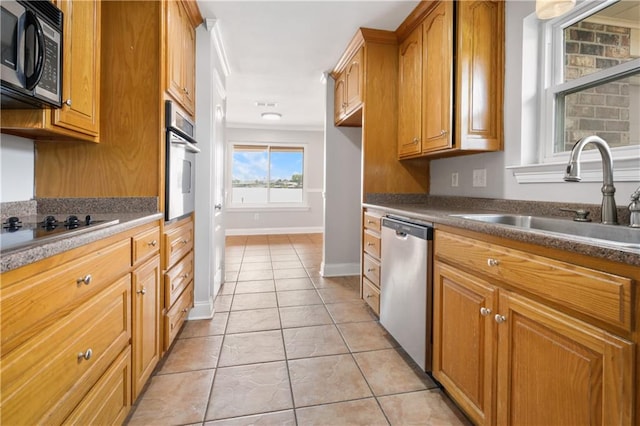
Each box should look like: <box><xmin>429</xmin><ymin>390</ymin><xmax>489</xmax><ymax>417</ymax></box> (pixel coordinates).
<box><xmin>230</xmin><ymin>144</ymin><xmax>305</xmax><ymax>207</ymax></box>
<box><xmin>542</xmin><ymin>0</ymin><xmax>640</xmax><ymax>161</ymax></box>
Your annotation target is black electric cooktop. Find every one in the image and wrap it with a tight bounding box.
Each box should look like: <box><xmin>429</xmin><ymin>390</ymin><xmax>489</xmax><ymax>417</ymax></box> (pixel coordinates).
<box><xmin>0</xmin><ymin>215</ymin><xmax>120</xmax><ymax>252</ymax></box>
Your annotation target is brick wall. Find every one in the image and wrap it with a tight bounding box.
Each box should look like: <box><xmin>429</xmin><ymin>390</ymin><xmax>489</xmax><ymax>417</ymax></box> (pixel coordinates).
<box><xmin>562</xmin><ymin>21</ymin><xmax>633</xmax><ymax>151</ymax></box>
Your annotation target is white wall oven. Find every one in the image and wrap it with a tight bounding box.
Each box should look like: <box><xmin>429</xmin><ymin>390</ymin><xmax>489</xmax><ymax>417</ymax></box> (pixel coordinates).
<box><xmin>165</xmin><ymin>100</ymin><xmax>200</xmax><ymax>221</ymax></box>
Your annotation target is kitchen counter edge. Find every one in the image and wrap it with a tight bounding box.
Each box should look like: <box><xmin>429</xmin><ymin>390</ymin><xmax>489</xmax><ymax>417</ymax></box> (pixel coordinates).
<box><xmin>363</xmin><ymin>203</ymin><xmax>640</xmax><ymax>267</ymax></box>
<box><xmin>1</xmin><ymin>212</ymin><xmax>164</xmax><ymax>273</ymax></box>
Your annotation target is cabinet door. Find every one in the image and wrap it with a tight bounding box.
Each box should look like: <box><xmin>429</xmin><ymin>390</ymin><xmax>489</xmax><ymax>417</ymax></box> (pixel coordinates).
<box><xmin>496</xmin><ymin>291</ymin><xmax>634</xmax><ymax>426</ymax></box>
<box><xmin>433</xmin><ymin>262</ymin><xmax>497</xmax><ymax>426</ymax></box>
<box><xmin>132</xmin><ymin>256</ymin><xmax>161</xmax><ymax>399</ymax></box>
<box><xmin>345</xmin><ymin>48</ymin><xmax>363</xmax><ymax>115</ymax></box>
<box><xmin>455</xmin><ymin>0</ymin><xmax>503</xmax><ymax>151</ymax></box>
<box><xmin>421</xmin><ymin>1</ymin><xmax>453</xmax><ymax>154</ymax></box>
<box><xmin>182</xmin><ymin>17</ymin><xmax>196</xmax><ymax>116</ymax></box>
<box><xmin>53</xmin><ymin>0</ymin><xmax>101</xmax><ymax>137</ymax></box>
<box><xmin>166</xmin><ymin>0</ymin><xmax>185</xmax><ymax>105</ymax></box>
<box><xmin>397</xmin><ymin>27</ymin><xmax>422</xmax><ymax>158</ymax></box>
<box><xmin>334</xmin><ymin>72</ymin><xmax>346</xmax><ymax>123</ymax></box>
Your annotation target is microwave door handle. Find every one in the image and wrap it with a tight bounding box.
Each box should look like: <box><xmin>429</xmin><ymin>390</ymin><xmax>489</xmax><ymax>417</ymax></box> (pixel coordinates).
<box><xmin>170</xmin><ymin>136</ymin><xmax>201</xmax><ymax>154</ymax></box>
<box><xmin>23</xmin><ymin>10</ymin><xmax>45</xmax><ymax>90</ymax></box>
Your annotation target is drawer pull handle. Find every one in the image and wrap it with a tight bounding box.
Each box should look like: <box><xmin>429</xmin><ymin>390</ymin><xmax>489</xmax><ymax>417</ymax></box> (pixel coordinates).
<box><xmin>487</xmin><ymin>258</ymin><xmax>500</xmax><ymax>267</ymax></box>
<box><xmin>366</xmin><ymin>294</ymin><xmax>372</xmax><ymax>298</ymax></box>
<box><xmin>366</xmin><ymin>268</ymin><xmax>375</xmax><ymax>273</ymax></box>
<box><xmin>77</xmin><ymin>348</ymin><xmax>93</xmax><ymax>361</ymax></box>
<box><xmin>148</xmin><ymin>240</ymin><xmax>158</xmax><ymax>247</ymax></box>
<box><xmin>367</xmin><ymin>220</ymin><xmax>374</xmax><ymax>224</ymax></box>
<box><xmin>494</xmin><ymin>314</ymin><xmax>507</xmax><ymax>324</ymax></box>
<box><xmin>137</xmin><ymin>287</ymin><xmax>147</xmax><ymax>295</ymax></box>
<box><xmin>76</xmin><ymin>274</ymin><xmax>92</xmax><ymax>285</ymax></box>
<box><xmin>181</xmin><ymin>239</ymin><xmax>188</xmax><ymax>245</ymax></box>
<box><xmin>182</xmin><ymin>273</ymin><xmax>189</xmax><ymax>279</ymax></box>
<box><xmin>367</xmin><ymin>242</ymin><xmax>374</xmax><ymax>246</ymax></box>
<box><xmin>480</xmin><ymin>307</ymin><xmax>492</xmax><ymax>316</ymax></box>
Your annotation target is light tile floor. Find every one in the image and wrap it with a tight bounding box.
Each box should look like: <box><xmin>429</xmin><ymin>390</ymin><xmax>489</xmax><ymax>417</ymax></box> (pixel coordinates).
<box><xmin>127</xmin><ymin>234</ymin><xmax>470</xmax><ymax>426</ymax></box>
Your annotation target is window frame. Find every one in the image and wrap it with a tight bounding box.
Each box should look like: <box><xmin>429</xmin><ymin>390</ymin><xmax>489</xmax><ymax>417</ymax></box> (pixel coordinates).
<box><xmin>540</xmin><ymin>0</ymin><xmax>640</xmax><ymax>164</ymax></box>
<box><xmin>226</xmin><ymin>142</ymin><xmax>309</xmax><ymax>211</ymax></box>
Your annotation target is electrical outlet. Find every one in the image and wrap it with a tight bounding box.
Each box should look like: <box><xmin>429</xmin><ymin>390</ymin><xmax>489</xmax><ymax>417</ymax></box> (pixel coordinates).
<box><xmin>472</xmin><ymin>169</ymin><xmax>487</xmax><ymax>187</ymax></box>
<box><xmin>451</xmin><ymin>172</ymin><xmax>459</xmax><ymax>187</ymax></box>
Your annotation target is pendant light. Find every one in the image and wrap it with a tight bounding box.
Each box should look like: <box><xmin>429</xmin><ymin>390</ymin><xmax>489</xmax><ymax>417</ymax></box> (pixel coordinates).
<box><xmin>536</xmin><ymin>0</ymin><xmax>576</xmax><ymax>19</ymax></box>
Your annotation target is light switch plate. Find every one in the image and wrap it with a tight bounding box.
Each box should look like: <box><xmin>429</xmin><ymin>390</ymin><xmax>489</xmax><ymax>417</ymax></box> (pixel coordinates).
<box><xmin>451</xmin><ymin>172</ymin><xmax>459</xmax><ymax>187</ymax></box>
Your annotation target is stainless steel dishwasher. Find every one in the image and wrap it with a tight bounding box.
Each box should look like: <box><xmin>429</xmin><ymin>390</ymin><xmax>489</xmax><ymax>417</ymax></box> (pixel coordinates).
<box><xmin>380</xmin><ymin>215</ymin><xmax>433</xmax><ymax>372</ymax></box>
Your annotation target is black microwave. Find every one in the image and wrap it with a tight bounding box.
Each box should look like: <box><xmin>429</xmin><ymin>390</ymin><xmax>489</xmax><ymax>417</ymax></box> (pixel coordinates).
<box><xmin>0</xmin><ymin>0</ymin><xmax>63</xmax><ymax>109</ymax></box>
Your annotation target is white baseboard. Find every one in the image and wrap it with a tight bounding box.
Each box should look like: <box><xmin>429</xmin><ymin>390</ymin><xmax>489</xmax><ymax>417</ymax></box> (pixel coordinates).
<box><xmin>226</xmin><ymin>226</ymin><xmax>324</xmax><ymax>236</ymax></box>
<box><xmin>187</xmin><ymin>296</ymin><xmax>214</xmax><ymax>320</ymax></box>
<box><xmin>320</xmin><ymin>261</ymin><xmax>360</xmax><ymax>277</ymax></box>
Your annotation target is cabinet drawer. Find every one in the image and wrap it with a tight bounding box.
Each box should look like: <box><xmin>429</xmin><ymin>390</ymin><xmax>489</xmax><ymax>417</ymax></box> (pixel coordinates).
<box><xmin>165</xmin><ymin>250</ymin><xmax>194</xmax><ymax>307</ymax></box>
<box><xmin>363</xmin><ymin>230</ymin><xmax>381</xmax><ymax>259</ymax></box>
<box><xmin>435</xmin><ymin>231</ymin><xmax>633</xmax><ymax>331</ymax></box>
<box><xmin>164</xmin><ymin>281</ymin><xmax>194</xmax><ymax>350</ymax></box>
<box><xmin>133</xmin><ymin>226</ymin><xmax>160</xmax><ymax>265</ymax></box>
<box><xmin>363</xmin><ymin>277</ymin><xmax>380</xmax><ymax>315</ymax></box>
<box><xmin>364</xmin><ymin>211</ymin><xmax>382</xmax><ymax>232</ymax></box>
<box><xmin>164</xmin><ymin>219</ymin><xmax>194</xmax><ymax>268</ymax></box>
<box><xmin>1</xmin><ymin>275</ymin><xmax>131</xmax><ymax>425</ymax></box>
<box><xmin>63</xmin><ymin>346</ymin><xmax>131</xmax><ymax>426</ymax></box>
<box><xmin>1</xmin><ymin>238</ymin><xmax>131</xmax><ymax>356</ymax></box>
<box><xmin>363</xmin><ymin>254</ymin><xmax>380</xmax><ymax>287</ymax></box>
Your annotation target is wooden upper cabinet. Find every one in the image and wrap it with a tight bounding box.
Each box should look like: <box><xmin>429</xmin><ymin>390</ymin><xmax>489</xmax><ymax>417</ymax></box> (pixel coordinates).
<box><xmin>332</xmin><ymin>47</ymin><xmax>364</xmax><ymax>126</ymax></box>
<box><xmin>165</xmin><ymin>0</ymin><xmax>199</xmax><ymax>118</ymax></box>
<box><xmin>397</xmin><ymin>27</ymin><xmax>422</xmax><ymax>157</ymax></box>
<box><xmin>397</xmin><ymin>0</ymin><xmax>503</xmax><ymax>159</ymax></box>
<box><xmin>0</xmin><ymin>0</ymin><xmax>101</xmax><ymax>142</ymax></box>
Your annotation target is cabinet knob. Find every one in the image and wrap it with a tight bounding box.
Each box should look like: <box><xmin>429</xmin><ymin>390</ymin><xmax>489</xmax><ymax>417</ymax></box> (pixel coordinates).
<box><xmin>64</xmin><ymin>99</ymin><xmax>72</xmax><ymax>107</ymax></box>
<box><xmin>147</xmin><ymin>240</ymin><xmax>157</xmax><ymax>247</ymax></box>
<box><xmin>440</xmin><ymin>130</ymin><xmax>447</xmax><ymax>136</ymax></box>
<box><xmin>137</xmin><ymin>287</ymin><xmax>147</xmax><ymax>295</ymax></box>
<box><xmin>182</xmin><ymin>308</ymin><xmax>188</xmax><ymax>314</ymax></box>
<box><xmin>367</xmin><ymin>242</ymin><xmax>374</xmax><ymax>246</ymax></box>
<box><xmin>487</xmin><ymin>258</ymin><xmax>500</xmax><ymax>267</ymax></box>
<box><xmin>367</xmin><ymin>220</ymin><xmax>374</xmax><ymax>224</ymax></box>
<box><xmin>412</xmin><ymin>137</ymin><xmax>419</xmax><ymax>144</ymax></box>
<box><xmin>181</xmin><ymin>239</ymin><xmax>188</xmax><ymax>245</ymax></box>
<box><xmin>76</xmin><ymin>274</ymin><xmax>92</xmax><ymax>285</ymax></box>
<box><xmin>215</xmin><ymin>204</ymin><xmax>222</xmax><ymax>210</ymax></box>
<box><xmin>77</xmin><ymin>348</ymin><xmax>93</xmax><ymax>361</ymax></box>
<box><xmin>366</xmin><ymin>293</ymin><xmax>372</xmax><ymax>298</ymax></box>
<box><xmin>366</xmin><ymin>268</ymin><xmax>375</xmax><ymax>273</ymax></box>
<box><xmin>494</xmin><ymin>314</ymin><xmax>507</xmax><ymax>324</ymax></box>
<box><xmin>480</xmin><ymin>307</ymin><xmax>492</xmax><ymax>316</ymax></box>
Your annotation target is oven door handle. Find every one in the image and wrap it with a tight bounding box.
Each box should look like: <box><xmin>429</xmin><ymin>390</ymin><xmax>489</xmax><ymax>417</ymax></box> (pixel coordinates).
<box><xmin>170</xmin><ymin>135</ymin><xmax>201</xmax><ymax>153</ymax></box>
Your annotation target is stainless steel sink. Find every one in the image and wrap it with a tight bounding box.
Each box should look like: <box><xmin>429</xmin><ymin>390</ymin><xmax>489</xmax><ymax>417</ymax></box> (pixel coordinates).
<box><xmin>451</xmin><ymin>214</ymin><xmax>640</xmax><ymax>249</ymax></box>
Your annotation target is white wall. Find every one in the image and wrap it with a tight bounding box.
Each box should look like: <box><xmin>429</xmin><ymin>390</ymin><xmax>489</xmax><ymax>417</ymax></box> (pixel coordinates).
<box><xmin>322</xmin><ymin>78</ymin><xmax>362</xmax><ymax>277</ymax></box>
<box><xmin>225</xmin><ymin>127</ymin><xmax>324</xmax><ymax>234</ymax></box>
<box><xmin>430</xmin><ymin>0</ymin><xmax>640</xmax><ymax>206</ymax></box>
<box><xmin>0</xmin><ymin>134</ymin><xmax>34</xmax><ymax>202</ymax></box>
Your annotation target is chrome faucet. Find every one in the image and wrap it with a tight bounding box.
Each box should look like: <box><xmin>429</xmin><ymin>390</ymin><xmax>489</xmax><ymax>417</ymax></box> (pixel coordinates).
<box><xmin>564</xmin><ymin>135</ymin><xmax>618</xmax><ymax>225</ymax></box>
<box><xmin>629</xmin><ymin>186</ymin><xmax>640</xmax><ymax>228</ymax></box>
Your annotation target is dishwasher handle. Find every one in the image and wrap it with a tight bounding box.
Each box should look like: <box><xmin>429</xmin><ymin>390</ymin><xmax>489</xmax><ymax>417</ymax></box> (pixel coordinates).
<box><xmin>382</xmin><ymin>216</ymin><xmax>433</xmax><ymax>240</ymax></box>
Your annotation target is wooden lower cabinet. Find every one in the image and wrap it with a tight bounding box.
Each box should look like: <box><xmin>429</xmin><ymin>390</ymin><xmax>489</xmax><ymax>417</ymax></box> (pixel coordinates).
<box><xmin>132</xmin><ymin>255</ymin><xmax>161</xmax><ymax>400</ymax></box>
<box><xmin>433</xmin><ymin>230</ymin><xmax>635</xmax><ymax>426</ymax></box>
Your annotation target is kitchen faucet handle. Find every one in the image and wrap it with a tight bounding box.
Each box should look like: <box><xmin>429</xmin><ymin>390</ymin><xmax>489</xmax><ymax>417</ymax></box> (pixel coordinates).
<box><xmin>559</xmin><ymin>208</ymin><xmax>592</xmax><ymax>222</ymax></box>
<box><xmin>630</xmin><ymin>187</ymin><xmax>640</xmax><ymax>201</ymax></box>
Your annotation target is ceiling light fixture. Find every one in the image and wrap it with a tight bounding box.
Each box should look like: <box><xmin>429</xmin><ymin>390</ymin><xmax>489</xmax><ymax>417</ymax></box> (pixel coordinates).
<box><xmin>261</xmin><ymin>112</ymin><xmax>282</xmax><ymax>120</ymax></box>
<box><xmin>536</xmin><ymin>0</ymin><xmax>575</xmax><ymax>19</ymax></box>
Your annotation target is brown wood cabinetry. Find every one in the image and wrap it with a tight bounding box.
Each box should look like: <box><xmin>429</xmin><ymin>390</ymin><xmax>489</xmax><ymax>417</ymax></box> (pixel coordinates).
<box><xmin>131</xmin><ymin>226</ymin><xmax>162</xmax><ymax>400</ymax></box>
<box><xmin>165</xmin><ymin>0</ymin><xmax>200</xmax><ymax>117</ymax></box>
<box><xmin>397</xmin><ymin>0</ymin><xmax>503</xmax><ymax>159</ymax></box>
<box><xmin>332</xmin><ymin>29</ymin><xmax>430</xmax><ymax>197</ymax></box>
<box><xmin>361</xmin><ymin>209</ymin><xmax>382</xmax><ymax>315</ymax></box>
<box><xmin>433</xmin><ymin>228</ymin><xmax>635</xmax><ymax>425</ymax></box>
<box><xmin>333</xmin><ymin>47</ymin><xmax>363</xmax><ymax>126</ymax></box>
<box><xmin>163</xmin><ymin>215</ymin><xmax>195</xmax><ymax>351</ymax></box>
<box><xmin>0</xmin><ymin>0</ymin><xmax>101</xmax><ymax>142</ymax></box>
<box><xmin>0</xmin><ymin>220</ymin><xmax>163</xmax><ymax>425</ymax></box>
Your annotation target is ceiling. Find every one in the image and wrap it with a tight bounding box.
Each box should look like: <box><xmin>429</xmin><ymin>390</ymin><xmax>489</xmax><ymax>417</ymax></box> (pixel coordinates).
<box><xmin>196</xmin><ymin>1</ymin><xmax>420</xmax><ymax>130</ymax></box>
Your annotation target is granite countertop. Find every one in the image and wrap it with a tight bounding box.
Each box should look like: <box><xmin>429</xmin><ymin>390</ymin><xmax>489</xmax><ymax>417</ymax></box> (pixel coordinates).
<box><xmin>1</xmin><ymin>212</ymin><xmax>163</xmax><ymax>273</ymax></box>
<box><xmin>364</xmin><ymin>197</ymin><xmax>640</xmax><ymax>267</ymax></box>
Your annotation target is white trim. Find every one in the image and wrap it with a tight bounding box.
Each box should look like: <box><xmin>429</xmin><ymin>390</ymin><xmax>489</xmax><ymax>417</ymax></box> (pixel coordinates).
<box><xmin>225</xmin><ymin>226</ymin><xmax>324</xmax><ymax>236</ymax></box>
<box><xmin>226</xmin><ymin>121</ymin><xmax>324</xmax><ymax>132</ymax></box>
<box><xmin>508</xmin><ymin>156</ymin><xmax>640</xmax><ymax>183</ymax></box>
<box><xmin>187</xmin><ymin>297</ymin><xmax>214</xmax><ymax>320</ymax></box>
<box><xmin>226</xmin><ymin>205</ymin><xmax>311</xmax><ymax>213</ymax></box>
<box><xmin>320</xmin><ymin>261</ymin><xmax>360</xmax><ymax>277</ymax></box>
<box><xmin>205</xmin><ymin>18</ymin><xmax>231</xmax><ymax>78</ymax></box>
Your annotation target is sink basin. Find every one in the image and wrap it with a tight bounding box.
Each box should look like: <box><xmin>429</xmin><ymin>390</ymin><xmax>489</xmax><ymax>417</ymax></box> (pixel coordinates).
<box><xmin>451</xmin><ymin>214</ymin><xmax>640</xmax><ymax>249</ymax></box>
